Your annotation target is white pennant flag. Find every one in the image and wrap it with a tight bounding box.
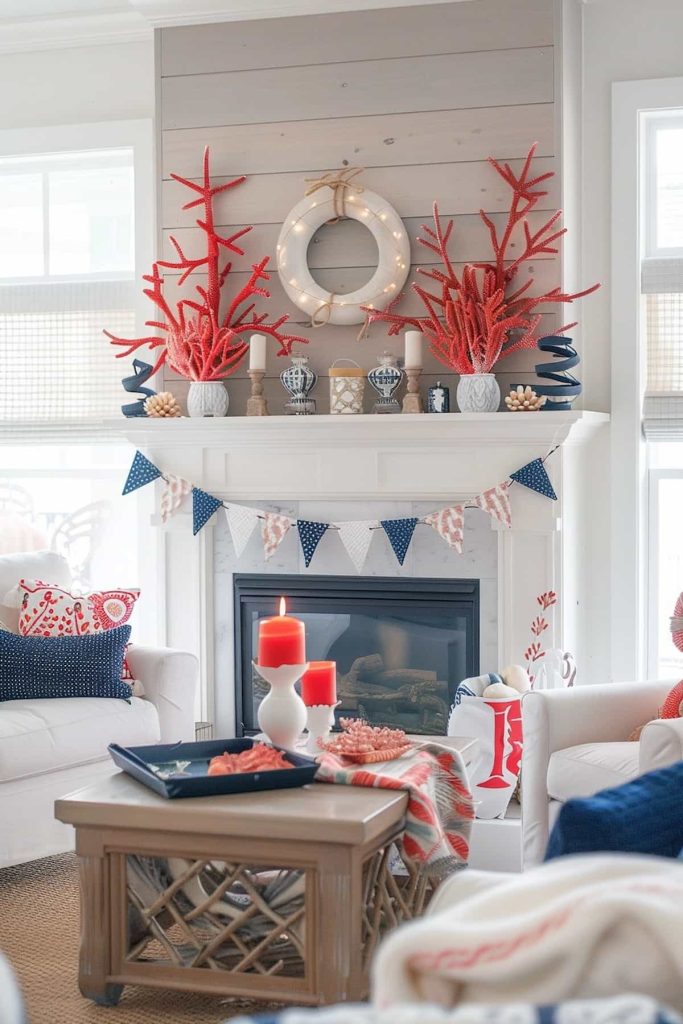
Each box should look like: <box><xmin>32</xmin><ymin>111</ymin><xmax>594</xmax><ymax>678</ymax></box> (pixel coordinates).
<box><xmin>335</xmin><ymin>520</ymin><xmax>376</xmax><ymax>574</ymax></box>
<box><xmin>475</xmin><ymin>482</ymin><xmax>512</xmax><ymax>529</ymax></box>
<box><xmin>227</xmin><ymin>504</ymin><xmax>260</xmax><ymax>558</ymax></box>
<box><xmin>160</xmin><ymin>474</ymin><xmax>192</xmax><ymax>523</ymax></box>
<box><xmin>424</xmin><ymin>505</ymin><xmax>464</xmax><ymax>553</ymax></box>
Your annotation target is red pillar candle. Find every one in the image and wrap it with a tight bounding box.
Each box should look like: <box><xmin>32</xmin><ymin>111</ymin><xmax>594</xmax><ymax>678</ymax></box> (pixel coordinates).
<box><xmin>257</xmin><ymin>597</ymin><xmax>306</xmax><ymax>668</ymax></box>
<box><xmin>301</xmin><ymin>661</ymin><xmax>337</xmax><ymax>706</ymax></box>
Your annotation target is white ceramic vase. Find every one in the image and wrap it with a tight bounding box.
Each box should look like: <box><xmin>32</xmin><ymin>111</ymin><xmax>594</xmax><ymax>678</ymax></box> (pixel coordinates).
<box><xmin>187</xmin><ymin>381</ymin><xmax>229</xmax><ymax>418</ymax></box>
<box><xmin>253</xmin><ymin>662</ymin><xmax>308</xmax><ymax>749</ymax></box>
<box><xmin>456</xmin><ymin>373</ymin><xmax>500</xmax><ymax>413</ymax></box>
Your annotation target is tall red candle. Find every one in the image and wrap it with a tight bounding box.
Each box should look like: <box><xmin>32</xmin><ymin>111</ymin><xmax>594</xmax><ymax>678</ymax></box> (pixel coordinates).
<box><xmin>257</xmin><ymin>597</ymin><xmax>306</xmax><ymax>667</ymax></box>
<box><xmin>301</xmin><ymin>661</ymin><xmax>337</xmax><ymax>706</ymax></box>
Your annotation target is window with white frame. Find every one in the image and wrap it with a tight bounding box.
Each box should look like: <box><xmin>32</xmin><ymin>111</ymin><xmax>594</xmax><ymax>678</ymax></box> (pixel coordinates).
<box><xmin>0</xmin><ymin>147</ymin><xmax>136</xmax><ymax>422</ymax></box>
<box><xmin>642</xmin><ymin>111</ymin><xmax>683</xmax><ymax>677</ymax></box>
<box><xmin>0</xmin><ymin>122</ymin><xmax>158</xmax><ymax>645</ymax></box>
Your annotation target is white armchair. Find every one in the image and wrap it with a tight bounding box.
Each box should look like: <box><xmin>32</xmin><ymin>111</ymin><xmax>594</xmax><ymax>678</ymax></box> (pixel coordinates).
<box><xmin>520</xmin><ymin>681</ymin><xmax>683</xmax><ymax>867</ymax></box>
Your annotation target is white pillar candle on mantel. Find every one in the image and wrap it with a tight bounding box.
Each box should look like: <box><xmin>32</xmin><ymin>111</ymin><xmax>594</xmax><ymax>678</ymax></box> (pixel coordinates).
<box><xmin>249</xmin><ymin>333</ymin><xmax>267</xmax><ymax>371</ymax></box>
<box><xmin>404</xmin><ymin>331</ymin><xmax>423</xmax><ymax>369</ymax></box>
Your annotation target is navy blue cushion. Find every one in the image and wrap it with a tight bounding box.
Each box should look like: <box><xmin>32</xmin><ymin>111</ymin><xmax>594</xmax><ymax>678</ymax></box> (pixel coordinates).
<box><xmin>545</xmin><ymin>761</ymin><xmax>683</xmax><ymax>861</ymax></box>
<box><xmin>0</xmin><ymin>625</ymin><xmax>132</xmax><ymax>702</ymax></box>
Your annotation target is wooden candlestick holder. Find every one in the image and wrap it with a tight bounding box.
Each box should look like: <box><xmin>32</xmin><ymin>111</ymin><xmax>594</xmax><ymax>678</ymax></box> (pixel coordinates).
<box><xmin>247</xmin><ymin>370</ymin><xmax>269</xmax><ymax>416</ymax></box>
<box><xmin>402</xmin><ymin>367</ymin><xmax>423</xmax><ymax>413</ymax></box>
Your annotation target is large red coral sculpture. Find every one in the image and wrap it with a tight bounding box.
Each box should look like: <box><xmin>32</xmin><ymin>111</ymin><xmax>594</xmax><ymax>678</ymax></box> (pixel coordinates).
<box><xmin>362</xmin><ymin>144</ymin><xmax>599</xmax><ymax>375</ymax></box>
<box><xmin>105</xmin><ymin>148</ymin><xmax>307</xmax><ymax>381</ymax></box>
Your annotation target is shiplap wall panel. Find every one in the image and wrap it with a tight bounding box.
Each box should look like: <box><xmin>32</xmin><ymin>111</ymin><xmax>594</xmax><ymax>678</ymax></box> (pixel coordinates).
<box><xmin>161</xmin><ymin>0</ymin><xmax>553</xmax><ymax>76</ymax></box>
<box><xmin>161</xmin><ymin>159</ymin><xmax>559</xmax><ymax>229</ymax></box>
<box><xmin>162</xmin><ymin>48</ymin><xmax>553</xmax><ymax>130</ymax></box>
<box><xmin>162</xmin><ymin>104</ymin><xmax>554</xmax><ymax>180</ymax></box>
<box><xmin>158</xmin><ymin>0</ymin><xmax>558</xmax><ymax>413</ymax></box>
<box><xmin>162</xmin><ymin>211</ymin><xmax>556</xmax><ymax>270</ymax></box>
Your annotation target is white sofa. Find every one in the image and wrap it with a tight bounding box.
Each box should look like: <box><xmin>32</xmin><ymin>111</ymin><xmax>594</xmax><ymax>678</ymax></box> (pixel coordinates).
<box><xmin>0</xmin><ymin>550</ymin><xmax>198</xmax><ymax>868</ymax></box>
<box><xmin>521</xmin><ymin>680</ymin><xmax>683</xmax><ymax>867</ymax></box>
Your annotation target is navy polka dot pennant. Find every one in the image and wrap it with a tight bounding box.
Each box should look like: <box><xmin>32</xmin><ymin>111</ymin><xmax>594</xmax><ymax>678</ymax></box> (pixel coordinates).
<box><xmin>192</xmin><ymin>487</ymin><xmax>223</xmax><ymax>536</ymax></box>
<box><xmin>297</xmin><ymin>520</ymin><xmax>329</xmax><ymax>567</ymax></box>
<box><xmin>510</xmin><ymin>458</ymin><xmax>557</xmax><ymax>501</ymax></box>
<box><xmin>381</xmin><ymin>517</ymin><xmax>419</xmax><ymax>566</ymax></box>
<box><xmin>122</xmin><ymin>450</ymin><xmax>162</xmax><ymax>495</ymax></box>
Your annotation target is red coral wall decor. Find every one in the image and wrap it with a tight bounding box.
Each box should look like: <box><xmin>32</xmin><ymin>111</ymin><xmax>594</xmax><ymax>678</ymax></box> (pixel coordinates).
<box><xmin>362</xmin><ymin>144</ymin><xmax>599</xmax><ymax>375</ymax></box>
<box><xmin>105</xmin><ymin>148</ymin><xmax>307</xmax><ymax>382</ymax></box>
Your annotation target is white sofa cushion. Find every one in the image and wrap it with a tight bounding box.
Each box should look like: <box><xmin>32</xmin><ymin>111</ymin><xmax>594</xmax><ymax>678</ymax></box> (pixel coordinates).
<box><xmin>547</xmin><ymin>741</ymin><xmax>640</xmax><ymax>802</ymax></box>
<box><xmin>0</xmin><ymin>696</ymin><xmax>160</xmax><ymax>783</ymax></box>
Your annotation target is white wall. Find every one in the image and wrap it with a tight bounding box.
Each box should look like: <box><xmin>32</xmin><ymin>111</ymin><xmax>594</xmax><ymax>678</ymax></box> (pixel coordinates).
<box><xmin>0</xmin><ymin>40</ymin><xmax>154</xmax><ymax>130</ymax></box>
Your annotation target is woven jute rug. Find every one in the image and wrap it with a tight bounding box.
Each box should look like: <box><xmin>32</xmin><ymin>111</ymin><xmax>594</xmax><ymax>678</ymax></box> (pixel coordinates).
<box><xmin>0</xmin><ymin>853</ymin><xmax>281</xmax><ymax>1024</ymax></box>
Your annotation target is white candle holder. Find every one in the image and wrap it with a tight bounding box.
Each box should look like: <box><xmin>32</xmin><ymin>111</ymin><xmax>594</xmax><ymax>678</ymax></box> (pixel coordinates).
<box><xmin>253</xmin><ymin>661</ymin><xmax>308</xmax><ymax>750</ymax></box>
<box><xmin>305</xmin><ymin>702</ymin><xmax>340</xmax><ymax>755</ymax></box>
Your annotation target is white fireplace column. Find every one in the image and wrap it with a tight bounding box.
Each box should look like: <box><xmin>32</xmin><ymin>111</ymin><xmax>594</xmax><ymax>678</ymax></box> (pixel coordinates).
<box><xmin>124</xmin><ymin>411</ymin><xmax>608</xmax><ymax>728</ymax></box>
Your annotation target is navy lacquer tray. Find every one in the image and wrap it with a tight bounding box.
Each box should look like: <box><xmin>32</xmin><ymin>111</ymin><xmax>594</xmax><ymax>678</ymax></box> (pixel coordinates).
<box><xmin>108</xmin><ymin>738</ymin><xmax>319</xmax><ymax>799</ymax></box>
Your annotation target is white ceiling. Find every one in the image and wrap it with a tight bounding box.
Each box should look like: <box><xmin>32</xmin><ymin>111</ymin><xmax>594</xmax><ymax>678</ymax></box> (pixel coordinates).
<box><xmin>0</xmin><ymin>0</ymin><xmax>479</xmax><ymax>53</ymax></box>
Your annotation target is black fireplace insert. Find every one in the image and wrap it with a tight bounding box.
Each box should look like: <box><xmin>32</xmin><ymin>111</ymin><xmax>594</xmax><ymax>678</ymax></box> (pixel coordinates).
<box><xmin>234</xmin><ymin>574</ymin><xmax>479</xmax><ymax>736</ymax></box>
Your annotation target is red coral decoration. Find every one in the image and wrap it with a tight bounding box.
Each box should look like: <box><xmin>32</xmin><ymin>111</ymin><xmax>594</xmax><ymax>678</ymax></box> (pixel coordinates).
<box><xmin>361</xmin><ymin>144</ymin><xmax>599</xmax><ymax>374</ymax></box>
<box><xmin>105</xmin><ymin>148</ymin><xmax>307</xmax><ymax>381</ymax></box>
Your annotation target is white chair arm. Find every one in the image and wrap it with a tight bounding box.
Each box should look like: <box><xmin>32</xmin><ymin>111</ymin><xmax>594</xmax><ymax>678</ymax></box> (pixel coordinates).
<box><xmin>126</xmin><ymin>645</ymin><xmax>198</xmax><ymax>743</ymax></box>
<box><xmin>427</xmin><ymin>869</ymin><xmax>510</xmax><ymax>916</ymax></box>
<box><xmin>521</xmin><ymin>681</ymin><xmax>672</xmax><ymax>867</ymax></box>
<box><xmin>640</xmin><ymin>716</ymin><xmax>683</xmax><ymax>773</ymax></box>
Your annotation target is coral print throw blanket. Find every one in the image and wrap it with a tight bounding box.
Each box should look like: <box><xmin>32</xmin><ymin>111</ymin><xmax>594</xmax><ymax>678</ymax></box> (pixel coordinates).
<box><xmin>373</xmin><ymin>854</ymin><xmax>683</xmax><ymax>1012</ymax></box>
<box><xmin>316</xmin><ymin>742</ymin><xmax>474</xmax><ymax>877</ymax></box>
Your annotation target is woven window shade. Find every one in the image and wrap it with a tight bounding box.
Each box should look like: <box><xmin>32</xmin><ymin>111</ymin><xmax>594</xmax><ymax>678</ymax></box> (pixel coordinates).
<box><xmin>0</xmin><ymin>279</ymin><xmax>134</xmax><ymax>428</ymax></box>
<box><xmin>642</xmin><ymin>257</ymin><xmax>683</xmax><ymax>439</ymax></box>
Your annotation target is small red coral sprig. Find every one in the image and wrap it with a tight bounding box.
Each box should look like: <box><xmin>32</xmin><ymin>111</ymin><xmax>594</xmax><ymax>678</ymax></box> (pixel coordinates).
<box><xmin>524</xmin><ymin>590</ymin><xmax>558</xmax><ymax>684</ymax></box>
<box><xmin>361</xmin><ymin>143</ymin><xmax>599</xmax><ymax>375</ymax></box>
<box><xmin>537</xmin><ymin>591</ymin><xmax>557</xmax><ymax>611</ymax></box>
<box><xmin>105</xmin><ymin>147</ymin><xmax>307</xmax><ymax>381</ymax></box>
<box><xmin>530</xmin><ymin>616</ymin><xmax>549</xmax><ymax>637</ymax></box>
<box><xmin>524</xmin><ymin>642</ymin><xmax>545</xmax><ymax>664</ymax></box>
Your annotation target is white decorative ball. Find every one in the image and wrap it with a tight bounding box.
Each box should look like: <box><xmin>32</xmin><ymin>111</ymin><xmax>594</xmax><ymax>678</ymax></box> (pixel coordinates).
<box><xmin>482</xmin><ymin>682</ymin><xmax>520</xmax><ymax>700</ymax></box>
<box><xmin>500</xmin><ymin>664</ymin><xmax>531</xmax><ymax>694</ymax></box>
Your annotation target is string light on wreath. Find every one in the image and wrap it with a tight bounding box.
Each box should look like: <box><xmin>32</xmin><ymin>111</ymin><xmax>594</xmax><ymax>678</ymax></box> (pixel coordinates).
<box><xmin>276</xmin><ymin>167</ymin><xmax>411</xmax><ymax>327</ymax></box>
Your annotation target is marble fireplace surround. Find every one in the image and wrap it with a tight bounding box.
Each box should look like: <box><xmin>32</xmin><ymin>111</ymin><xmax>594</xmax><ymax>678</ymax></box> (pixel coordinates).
<box><xmin>124</xmin><ymin>411</ymin><xmax>608</xmax><ymax>733</ymax></box>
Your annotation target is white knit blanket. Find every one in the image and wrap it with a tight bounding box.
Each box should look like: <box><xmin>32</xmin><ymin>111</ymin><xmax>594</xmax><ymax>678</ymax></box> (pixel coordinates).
<box><xmin>372</xmin><ymin>854</ymin><xmax>683</xmax><ymax>1012</ymax></box>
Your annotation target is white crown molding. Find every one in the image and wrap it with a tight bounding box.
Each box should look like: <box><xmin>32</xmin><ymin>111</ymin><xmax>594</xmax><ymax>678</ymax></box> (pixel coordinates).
<box><xmin>128</xmin><ymin>0</ymin><xmax>469</xmax><ymax>29</ymax></box>
<box><xmin>0</xmin><ymin>10</ymin><xmax>151</xmax><ymax>55</ymax></box>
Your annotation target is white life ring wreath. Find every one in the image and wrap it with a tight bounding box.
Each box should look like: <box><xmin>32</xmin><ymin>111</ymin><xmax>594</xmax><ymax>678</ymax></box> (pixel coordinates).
<box><xmin>276</xmin><ymin>185</ymin><xmax>411</xmax><ymax>327</ymax></box>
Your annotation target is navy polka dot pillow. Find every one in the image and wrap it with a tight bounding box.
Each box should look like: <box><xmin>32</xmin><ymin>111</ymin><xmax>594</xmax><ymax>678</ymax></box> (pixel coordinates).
<box><xmin>0</xmin><ymin>624</ymin><xmax>132</xmax><ymax>702</ymax></box>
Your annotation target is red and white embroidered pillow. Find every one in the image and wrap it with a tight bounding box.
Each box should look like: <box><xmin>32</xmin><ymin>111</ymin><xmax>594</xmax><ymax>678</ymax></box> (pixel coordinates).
<box><xmin>16</xmin><ymin>581</ymin><xmax>140</xmax><ymax>684</ymax></box>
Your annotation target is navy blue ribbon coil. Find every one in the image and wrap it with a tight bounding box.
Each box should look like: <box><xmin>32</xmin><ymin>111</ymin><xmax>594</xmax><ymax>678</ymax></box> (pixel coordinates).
<box><xmin>534</xmin><ymin>336</ymin><xmax>581</xmax><ymax>410</ymax></box>
<box><xmin>121</xmin><ymin>360</ymin><xmax>156</xmax><ymax>417</ymax></box>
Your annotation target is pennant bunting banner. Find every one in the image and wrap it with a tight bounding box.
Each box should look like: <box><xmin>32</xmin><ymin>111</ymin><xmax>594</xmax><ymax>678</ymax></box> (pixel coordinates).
<box><xmin>192</xmin><ymin>488</ymin><xmax>223</xmax><ymax>536</ymax></box>
<box><xmin>475</xmin><ymin>483</ymin><xmax>512</xmax><ymax>529</ymax></box>
<box><xmin>262</xmin><ymin>512</ymin><xmax>292</xmax><ymax>560</ymax></box>
<box><xmin>227</xmin><ymin>504</ymin><xmax>260</xmax><ymax>558</ymax></box>
<box><xmin>297</xmin><ymin>520</ymin><xmax>329</xmax><ymax>567</ymax></box>
<box><xmin>335</xmin><ymin>519</ymin><xmax>377</xmax><ymax>574</ymax></box>
<box><xmin>510</xmin><ymin>458</ymin><xmax>557</xmax><ymax>501</ymax></box>
<box><xmin>424</xmin><ymin>505</ymin><xmax>464</xmax><ymax>553</ymax></box>
<box><xmin>122</xmin><ymin>451</ymin><xmax>162</xmax><ymax>495</ymax></box>
<box><xmin>121</xmin><ymin>448</ymin><xmax>561</xmax><ymax>567</ymax></box>
<box><xmin>160</xmin><ymin>474</ymin><xmax>192</xmax><ymax>523</ymax></box>
<box><xmin>381</xmin><ymin>517</ymin><xmax>419</xmax><ymax>566</ymax></box>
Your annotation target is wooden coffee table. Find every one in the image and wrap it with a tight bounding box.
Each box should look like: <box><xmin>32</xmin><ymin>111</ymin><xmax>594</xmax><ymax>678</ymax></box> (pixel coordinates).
<box><xmin>55</xmin><ymin>736</ymin><xmax>474</xmax><ymax>1008</ymax></box>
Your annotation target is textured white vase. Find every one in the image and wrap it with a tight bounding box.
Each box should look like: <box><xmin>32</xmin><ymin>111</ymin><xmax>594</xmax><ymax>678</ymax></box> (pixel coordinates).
<box><xmin>456</xmin><ymin>373</ymin><xmax>500</xmax><ymax>413</ymax></box>
<box><xmin>187</xmin><ymin>381</ymin><xmax>229</xmax><ymax>417</ymax></box>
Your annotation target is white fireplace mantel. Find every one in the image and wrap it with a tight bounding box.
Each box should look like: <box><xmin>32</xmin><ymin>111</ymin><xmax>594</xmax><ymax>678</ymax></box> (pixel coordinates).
<box><xmin>122</xmin><ymin>410</ymin><xmax>607</xmax><ymax>503</ymax></box>
<box><xmin>120</xmin><ymin>410</ymin><xmax>608</xmax><ymax>728</ymax></box>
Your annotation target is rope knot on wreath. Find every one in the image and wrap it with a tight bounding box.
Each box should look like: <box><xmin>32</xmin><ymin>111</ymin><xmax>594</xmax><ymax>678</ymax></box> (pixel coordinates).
<box><xmin>304</xmin><ymin>166</ymin><xmax>365</xmax><ymax>222</ymax></box>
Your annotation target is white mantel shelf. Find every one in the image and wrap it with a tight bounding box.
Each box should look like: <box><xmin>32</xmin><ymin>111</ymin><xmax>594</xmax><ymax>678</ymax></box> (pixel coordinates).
<box><xmin>117</xmin><ymin>409</ymin><xmax>608</xmax><ymax>504</ymax></box>
<box><xmin>122</xmin><ymin>410</ymin><xmax>608</xmax><ymax>450</ymax></box>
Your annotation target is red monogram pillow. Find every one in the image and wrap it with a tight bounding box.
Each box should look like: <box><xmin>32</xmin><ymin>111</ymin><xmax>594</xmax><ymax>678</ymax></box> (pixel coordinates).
<box><xmin>16</xmin><ymin>581</ymin><xmax>140</xmax><ymax>683</ymax></box>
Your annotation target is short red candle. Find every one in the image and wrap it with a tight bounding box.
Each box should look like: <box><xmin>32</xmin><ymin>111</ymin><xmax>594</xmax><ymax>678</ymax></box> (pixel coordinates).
<box><xmin>257</xmin><ymin>598</ymin><xmax>306</xmax><ymax>668</ymax></box>
<box><xmin>301</xmin><ymin>661</ymin><xmax>337</xmax><ymax>706</ymax></box>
